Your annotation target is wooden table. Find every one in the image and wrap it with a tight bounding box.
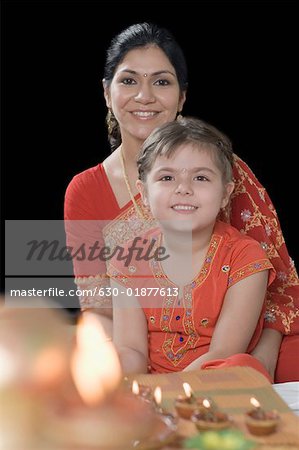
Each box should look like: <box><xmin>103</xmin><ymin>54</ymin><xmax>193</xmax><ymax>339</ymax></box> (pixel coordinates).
<box><xmin>129</xmin><ymin>366</ymin><xmax>299</xmax><ymax>449</ymax></box>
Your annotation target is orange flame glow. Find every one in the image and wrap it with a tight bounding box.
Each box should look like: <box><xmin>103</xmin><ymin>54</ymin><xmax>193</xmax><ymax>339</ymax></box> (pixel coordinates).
<box><xmin>71</xmin><ymin>313</ymin><xmax>121</xmax><ymax>406</ymax></box>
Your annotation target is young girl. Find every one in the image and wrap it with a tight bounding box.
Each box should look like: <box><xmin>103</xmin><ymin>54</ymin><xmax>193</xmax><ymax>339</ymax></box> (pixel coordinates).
<box><xmin>108</xmin><ymin>117</ymin><xmax>275</xmax><ymax>381</ymax></box>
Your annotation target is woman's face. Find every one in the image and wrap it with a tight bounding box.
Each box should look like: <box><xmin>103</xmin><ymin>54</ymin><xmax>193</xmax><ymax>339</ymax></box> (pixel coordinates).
<box><xmin>104</xmin><ymin>46</ymin><xmax>186</xmax><ymax>145</ymax></box>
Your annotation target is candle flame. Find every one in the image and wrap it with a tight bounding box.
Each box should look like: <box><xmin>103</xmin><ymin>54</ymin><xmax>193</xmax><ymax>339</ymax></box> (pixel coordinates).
<box><xmin>183</xmin><ymin>382</ymin><xmax>192</xmax><ymax>398</ymax></box>
<box><xmin>132</xmin><ymin>380</ymin><xmax>139</xmax><ymax>395</ymax></box>
<box><xmin>0</xmin><ymin>345</ymin><xmax>17</xmax><ymax>387</ymax></box>
<box><xmin>154</xmin><ymin>386</ymin><xmax>162</xmax><ymax>405</ymax></box>
<box><xmin>203</xmin><ymin>398</ymin><xmax>211</xmax><ymax>409</ymax></box>
<box><xmin>71</xmin><ymin>313</ymin><xmax>122</xmax><ymax>406</ymax></box>
<box><xmin>250</xmin><ymin>397</ymin><xmax>261</xmax><ymax>408</ymax></box>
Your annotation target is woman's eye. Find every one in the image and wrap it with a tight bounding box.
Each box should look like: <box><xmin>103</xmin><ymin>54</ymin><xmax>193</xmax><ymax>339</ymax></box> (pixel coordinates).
<box><xmin>121</xmin><ymin>78</ymin><xmax>136</xmax><ymax>85</ymax></box>
<box><xmin>154</xmin><ymin>79</ymin><xmax>170</xmax><ymax>86</ymax></box>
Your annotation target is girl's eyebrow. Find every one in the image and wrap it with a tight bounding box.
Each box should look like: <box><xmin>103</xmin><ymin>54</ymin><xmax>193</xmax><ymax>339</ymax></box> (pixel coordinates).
<box><xmin>118</xmin><ymin>69</ymin><xmax>176</xmax><ymax>77</ymax></box>
<box><xmin>154</xmin><ymin>167</ymin><xmax>217</xmax><ymax>174</ymax></box>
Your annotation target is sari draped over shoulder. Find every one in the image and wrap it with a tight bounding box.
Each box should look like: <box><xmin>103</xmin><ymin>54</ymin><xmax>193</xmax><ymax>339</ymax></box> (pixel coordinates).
<box><xmin>225</xmin><ymin>155</ymin><xmax>299</xmax><ymax>335</ymax></box>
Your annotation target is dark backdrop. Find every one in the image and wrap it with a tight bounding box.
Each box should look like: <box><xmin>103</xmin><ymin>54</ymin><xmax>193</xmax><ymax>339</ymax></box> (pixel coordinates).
<box><xmin>2</xmin><ymin>1</ymin><xmax>298</xmax><ymax>280</ymax></box>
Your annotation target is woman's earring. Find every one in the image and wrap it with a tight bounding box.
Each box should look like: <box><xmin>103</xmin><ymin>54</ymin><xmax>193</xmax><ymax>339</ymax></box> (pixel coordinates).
<box><xmin>107</xmin><ymin>108</ymin><xmax>117</xmax><ymax>135</ymax></box>
<box><xmin>176</xmin><ymin>112</ymin><xmax>183</xmax><ymax>122</ymax></box>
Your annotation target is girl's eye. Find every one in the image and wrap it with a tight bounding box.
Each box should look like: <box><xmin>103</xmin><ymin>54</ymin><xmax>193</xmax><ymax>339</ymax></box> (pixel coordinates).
<box><xmin>154</xmin><ymin>79</ymin><xmax>170</xmax><ymax>86</ymax></box>
<box><xmin>194</xmin><ymin>175</ymin><xmax>209</xmax><ymax>181</ymax></box>
<box><xmin>121</xmin><ymin>78</ymin><xmax>136</xmax><ymax>85</ymax></box>
<box><xmin>160</xmin><ymin>175</ymin><xmax>174</xmax><ymax>181</ymax></box>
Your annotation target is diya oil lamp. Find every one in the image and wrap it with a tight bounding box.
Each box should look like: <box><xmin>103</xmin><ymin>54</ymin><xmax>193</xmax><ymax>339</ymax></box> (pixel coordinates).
<box><xmin>174</xmin><ymin>382</ymin><xmax>206</xmax><ymax>420</ymax></box>
<box><xmin>130</xmin><ymin>386</ymin><xmax>177</xmax><ymax>449</ymax></box>
<box><xmin>41</xmin><ymin>312</ymin><xmax>156</xmax><ymax>449</ymax></box>
<box><xmin>191</xmin><ymin>398</ymin><xmax>232</xmax><ymax>431</ymax></box>
<box><xmin>153</xmin><ymin>386</ymin><xmax>178</xmax><ymax>424</ymax></box>
<box><xmin>132</xmin><ymin>379</ymin><xmax>153</xmax><ymax>402</ymax></box>
<box><xmin>245</xmin><ymin>397</ymin><xmax>280</xmax><ymax>436</ymax></box>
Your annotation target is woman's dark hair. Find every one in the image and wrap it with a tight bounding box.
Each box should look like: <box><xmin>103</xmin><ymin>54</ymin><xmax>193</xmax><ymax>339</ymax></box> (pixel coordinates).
<box><xmin>103</xmin><ymin>23</ymin><xmax>188</xmax><ymax>151</ymax></box>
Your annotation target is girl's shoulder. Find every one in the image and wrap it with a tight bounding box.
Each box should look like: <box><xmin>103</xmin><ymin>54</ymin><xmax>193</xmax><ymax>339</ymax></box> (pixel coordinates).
<box><xmin>214</xmin><ymin>221</ymin><xmax>267</xmax><ymax>257</ymax></box>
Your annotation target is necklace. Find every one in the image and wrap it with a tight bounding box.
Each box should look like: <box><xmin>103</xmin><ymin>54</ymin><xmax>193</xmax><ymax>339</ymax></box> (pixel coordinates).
<box><xmin>119</xmin><ymin>147</ymin><xmax>145</xmax><ymax>219</ymax></box>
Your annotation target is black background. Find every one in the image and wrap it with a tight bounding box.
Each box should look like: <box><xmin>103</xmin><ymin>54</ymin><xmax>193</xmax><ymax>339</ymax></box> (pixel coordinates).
<box><xmin>2</xmin><ymin>0</ymin><xmax>298</xmax><ymax>277</ymax></box>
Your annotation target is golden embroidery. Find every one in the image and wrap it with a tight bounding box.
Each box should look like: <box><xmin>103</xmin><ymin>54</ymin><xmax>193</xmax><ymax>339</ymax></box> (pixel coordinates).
<box><xmin>228</xmin><ymin>260</ymin><xmax>273</xmax><ymax>286</ymax></box>
<box><xmin>103</xmin><ymin>199</ymin><xmax>157</xmax><ymax>250</ymax></box>
<box><xmin>231</xmin><ymin>155</ymin><xmax>299</xmax><ymax>334</ymax></box>
<box><xmin>149</xmin><ymin>233</ymin><xmax>221</xmax><ymax>366</ymax></box>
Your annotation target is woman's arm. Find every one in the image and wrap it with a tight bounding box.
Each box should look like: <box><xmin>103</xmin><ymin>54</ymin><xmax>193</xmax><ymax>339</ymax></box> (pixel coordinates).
<box><xmin>183</xmin><ymin>270</ymin><xmax>269</xmax><ymax>371</ymax></box>
<box><xmin>112</xmin><ymin>280</ymin><xmax>148</xmax><ymax>375</ymax></box>
<box><xmin>250</xmin><ymin>328</ymin><xmax>282</xmax><ymax>379</ymax></box>
<box><xmin>64</xmin><ymin>170</ymin><xmax>114</xmax><ymax>322</ymax></box>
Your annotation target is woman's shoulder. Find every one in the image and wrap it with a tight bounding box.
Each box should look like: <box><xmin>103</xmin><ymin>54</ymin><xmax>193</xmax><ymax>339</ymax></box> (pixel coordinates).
<box><xmin>66</xmin><ymin>164</ymin><xmax>105</xmax><ymax>191</ymax></box>
<box><xmin>65</xmin><ymin>163</ymin><xmax>112</xmax><ymax>203</ymax></box>
<box><xmin>64</xmin><ymin>163</ymin><xmax>113</xmax><ymax>220</ymax></box>
<box><xmin>233</xmin><ymin>153</ymin><xmax>264</xmax><ymax>189</ymax></box>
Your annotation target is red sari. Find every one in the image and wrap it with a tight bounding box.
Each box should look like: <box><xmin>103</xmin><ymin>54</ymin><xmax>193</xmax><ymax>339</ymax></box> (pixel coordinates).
<box><xmin>64</xmin><ymin>157</ymin><xmax>299</xmax><ymax>382</ymax></box>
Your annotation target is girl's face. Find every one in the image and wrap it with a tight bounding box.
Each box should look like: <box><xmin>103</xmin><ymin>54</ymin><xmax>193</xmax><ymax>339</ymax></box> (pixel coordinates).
<box><xmin>137</xmin><ymin>144</ymin><xmax>234</xmax><ymax>234</ymax></box>
<box><xmin>104</xmin><ymin>46</ymin><xmax>186</xmax><ymax>145</ymax></box>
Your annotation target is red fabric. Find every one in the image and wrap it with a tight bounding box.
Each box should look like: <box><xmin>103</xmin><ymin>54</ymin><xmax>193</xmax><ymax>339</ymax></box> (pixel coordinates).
<box><xmin>64</xmin><ymin>164</ymin><xmax>125</xmax><ymax>221</ymax></box>
<box><xmin>201</xmin><ymin>353</ymin><xmax>273</xmax><ymax>383</ymax></box>
<box><xmin>64</xmin><ymin>164</ymin><xmax>133</xmax><ymax>278</ymax></box>
<box><xmin>228</xmin><ymin>156</ymin><xmax>299</xmax><ymax>335</ymax></box>
<box><xmin>108</xmin><ymin>222</ymin><xmax>275</xmax><ymax>374</ymax></box>
<box><xmin>275</xmin><ymin>334</ymin><xmax>299</xmax><ymax>382</ymax></box>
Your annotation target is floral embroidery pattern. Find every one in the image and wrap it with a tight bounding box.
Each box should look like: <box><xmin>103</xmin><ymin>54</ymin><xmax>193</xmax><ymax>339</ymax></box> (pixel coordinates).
<box><xmin>265</xmin><ymin>310</ymin><xmax>276</xmax><ymax>323</ymax></box>
<box><xmin>228</xmin><ymin>259</ymin><xmax>273</xmax><ymax>286</ymax></box>
<box><xmin>241</xmin><ymin>209</ymin><xmax>252</xmax><ymax>222</ymax></box>
<box><xmin>277</xmin><ymin>271</ymin><xmax>288</xmax><ymax>282</ymax></box>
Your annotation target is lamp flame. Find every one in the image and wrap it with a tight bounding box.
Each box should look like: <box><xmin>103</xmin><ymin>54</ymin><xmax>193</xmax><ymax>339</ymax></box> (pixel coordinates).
<box><xmin>71</xmin><ymin>313</ymin><xmax>121</xmax><ymax>406</ymax></box>
<box><xmin>183</xmin><ymin>383</ymin><xmax>192</xmax><ymax>398</ymax></box>
<box><xmin>0</xmin><ymin>346</ymin><xmax>17</xmax><ymax>387</ymax></box>
<box><xmin>250</xmin><ymin>397</ymin><xmax>261</xmax><ymax>409</ymax></box>
<box><xmin>183</xmin><ymin>382</ymin><xmax>192</xmax><ymax>398</ymax></box>
<box><xmin>132</xmin><ymin>380</ymin><xmax>139</xmax><ymax>395</ymax></box>
<box><xmin>154</xmin><ymin>386</ymin><xmax>162</xmax><ymax>406</ymax></box>
<box><xmin>203</xmin><ymin>398</ymin><xmax>211</xmax><ymax>409</ymax></box>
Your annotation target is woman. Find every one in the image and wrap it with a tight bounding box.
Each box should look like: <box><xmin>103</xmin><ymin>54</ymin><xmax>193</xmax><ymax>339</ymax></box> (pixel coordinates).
<box><xmin>64</xmin><ymin>22</ymin><xmax>299</xmax><ymax>382</ymax></box>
